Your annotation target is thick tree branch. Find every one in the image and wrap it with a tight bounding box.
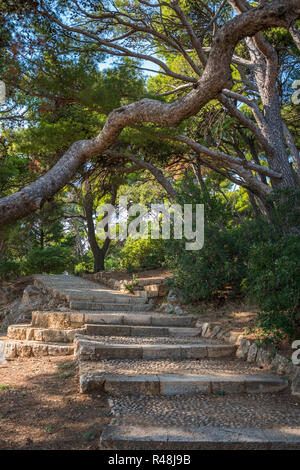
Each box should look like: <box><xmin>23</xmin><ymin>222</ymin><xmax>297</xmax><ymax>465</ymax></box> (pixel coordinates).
<box><xmin>0</xmin><ymin>0</ymin><xmax>299</xmax><ymax>226</ymax></box>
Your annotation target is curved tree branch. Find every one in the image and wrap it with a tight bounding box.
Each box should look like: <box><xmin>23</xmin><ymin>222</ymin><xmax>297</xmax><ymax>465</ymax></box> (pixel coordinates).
<box><xmin>0</xmin><ymin>0</ymin><xmax>299</xmax><ymax>227</ymax></box>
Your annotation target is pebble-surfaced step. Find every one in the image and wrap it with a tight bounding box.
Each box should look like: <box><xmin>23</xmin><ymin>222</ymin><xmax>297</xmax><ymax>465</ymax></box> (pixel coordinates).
<box><xmin>79</xmin><ymin>361</ymin><xmax>288</xmax><ymax>395</ymax></box>
<box><xmin>75</xmin><ymin>335</ymin><xmax>237</xmax><ymax>361</ymax></box>
<box><xmin>100</xmin><ymin>421</ymin><xmax>300</xmax><ymax>450</ymax></box>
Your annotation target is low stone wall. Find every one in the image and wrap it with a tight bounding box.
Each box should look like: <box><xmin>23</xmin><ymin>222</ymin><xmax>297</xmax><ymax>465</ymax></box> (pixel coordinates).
<box><xmin>197</xmin><ymin>320</ymin><xmax>300</xmax><ymax>397</ymax></box>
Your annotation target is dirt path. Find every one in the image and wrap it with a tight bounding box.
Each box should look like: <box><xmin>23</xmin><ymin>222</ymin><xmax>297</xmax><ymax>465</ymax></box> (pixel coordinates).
<box><xmin>0</xmin><ymin>356</ymin><xmax>110</xmax><ymax>450</ymax></box>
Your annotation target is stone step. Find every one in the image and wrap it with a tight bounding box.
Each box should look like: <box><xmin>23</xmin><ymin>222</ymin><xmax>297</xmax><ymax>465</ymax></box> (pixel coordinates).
<box><xmin>79</xmin><ymin>362</ymin><xmax>288</xmax><ymax>395</ymax></box>
<box><xmin>80</xmin><ymin>313</ymin><xmax>197</xmax><ymax>327</ymax></box>
<box><xmin>7</xmin><ymin>324</ymin><xmax>84</xmax><ymax>343</ymax></box>
<box><xmin>85</xmin><ymin>324</ymin><xmax>201</xmax><ymax>338</ymax></box>
<box><xmin>31</xmin><ymin>311</ymin><xmax>195</xmax><ymax>329</ymax></box>
<box><xmin>70</xmin><ymin>301</ymin><xmax>151</xmax><ymax>311</ymax></box>
<box><xmin>31</xmin><ymin>311</ymin><xmax>86</xmax><ymax>329</ymax></box>
<box><xmin>4</xmin><ymin>339</ymin><xmax>74</xmax><ymax>359</ymax></box>
<box><xmin>100</xmin><ymin>422</ymin><xmax>300</xmax><ymax>450</ymax></box>
<box><xmin>75</xmin><ymin>336</ymin><xmax>236</xmax><ymax>361</ymax></box>
<box><xmin>66</xmin><ymin>294</ymin><xmax>147</xmax><ymax>304</ymax></box>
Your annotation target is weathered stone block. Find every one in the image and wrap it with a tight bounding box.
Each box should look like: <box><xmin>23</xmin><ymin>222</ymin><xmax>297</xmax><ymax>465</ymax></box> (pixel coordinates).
<box><xmin>105</xmin><ymin>375</ymin><xmax>160</xmax><ymax>396</ymax></box>
<box><xmin>247</xmin><ymin>343</ymin><xmax>258</xmax><ymax>363</ymax></box>
<box><xmin>256</xmin><ymin>348</ymin><xmax>272</xmax><ymax>369</ymax></box>
<box><xmin>207</xmin><ymin>345</ymin><xmax>236</xmax><ymax>358</ymax></box>
<box><xmin>159</xmin><ymin>375</ymin><xmax>211</xmax><ymax>395</ymax></box>
<box><xmin>292</xmin><ymin>368</ymin><xmax>300</xmax><ymax>397</ymax></box>
<box><xmin>236</xmin><ymin>338</ymin><xmax>251</xmax><ymax>360</ymax></box>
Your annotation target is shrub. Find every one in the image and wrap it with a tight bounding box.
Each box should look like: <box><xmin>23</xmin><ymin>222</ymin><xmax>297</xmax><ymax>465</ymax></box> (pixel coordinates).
<box><xmin>166</xmin><ymin>215</ymin><xmax>276</xmax><ymax>304</ymax></box>
<box><xmin>245</xmin><ymin>235</ymin><xmax>300</xmax><ymax>341</ymax></box>
<box><xmin>74</xmin><ymin>252</ymin><xmax>94</xmax><ymax>274</ymax></box>
<box><xmin>0</xmin><ymin>260</ymin><xmax>21</xmax><ymax>281</ymax></box>
<box><xmin>24</xmin><ymin>246</ymin><xmax>75</xmax><ymax>274</ymax></box>
<box><xmin>120</xmin><ymin>238</ymin><xmax>167</xmax><ymax>271</ymax></box>
<box><xmin>166</xmin><ymin>226</ymin><xmax>244</xmax><ymax>302</ymax></box>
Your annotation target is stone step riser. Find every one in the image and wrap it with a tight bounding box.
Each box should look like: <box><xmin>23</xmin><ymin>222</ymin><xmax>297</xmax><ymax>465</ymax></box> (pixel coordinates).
<box><xmin>67</xmin><ymin>295</ymin><xmax>147</xmax><ymax>304</ymax></box>
<box><xmin>7</xmin><ymin>325</ymin><xmax>83</xmax><ymax>343</ymax></box>
<box><xmin>31</xmin><ymin>312</ymin><xmax>85</xmax><ymax>330</ymax></box>
<box><xmin>70</xmin><ymin>302</ymin><xmax>151</xmax><ymax>312</ymax></box>
<box><xmin>81</xmin><ymin>314</ymin><xmax>197</xmax><ymax>328</ymax></box>
<box><xmin>99</xmin><ymin>425</ymin><xmax>300</xmax><ymax>450</ymax></box>
<box><xmin>80</xmin><ymin>374</ymin><xmax>288</xmax><ymax>395</ymax></box>
<box><xmin>4</xmin><ymin>340</ymin><xmax>74</xmax><ymax>359</ymax></box>
<box><xmin>76</xmin><ymin>343</ymin><xmax>237</xmax><ymax>361</ymax></box>
<box><xmin>85</xmin><ymin>324</ymin><xmax>201</xmax><ymax>338</ymax></box>
<box><xmin>31</xmin><ymin>312</ymin><xmax>196</xmax><ymax>329</ymax></box>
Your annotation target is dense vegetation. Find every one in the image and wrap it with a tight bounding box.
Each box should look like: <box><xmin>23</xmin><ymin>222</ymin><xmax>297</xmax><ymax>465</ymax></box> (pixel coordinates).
<box><xmin>0</xmin><ymin>1</ymin><xmax>299</xmax><ymax>343</ymax></box>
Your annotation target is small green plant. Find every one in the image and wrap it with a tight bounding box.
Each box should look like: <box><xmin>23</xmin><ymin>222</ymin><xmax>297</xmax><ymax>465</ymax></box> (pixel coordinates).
<box><xmin>44</xmin><ymin>425</ymin><xmax>54</xmax><ymax>434</ymax></box>
<box><xmin>0</xmin><ymin>384</ymin><xmax>10</xmax><ymax>391</ymax></box>
<box><xmin>57</xmin><ymin>361</ymin><xmax>75</xmax><ymax>379</ymax></box>
<box><xmin>57</xmin><ymin>370</ymin><xmax>74</xmax><ymax>379</ymax></box>
<box><xmin>123</xmin><ymin>274</ymin><xmax>139</xmax><ymax>294</ymax></box>
<box><xmin>57</xmin><ymin>361</ymin><xmax>74</xmax><ymax>371</ymax></box>
<box><xmin>82</xmin><ymin>424</ymin><xmax>97</xmax><ymax>442</ymax></box>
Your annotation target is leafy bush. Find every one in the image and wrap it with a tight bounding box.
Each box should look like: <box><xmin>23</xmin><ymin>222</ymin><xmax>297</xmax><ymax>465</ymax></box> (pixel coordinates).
<box><xmin>24</xmin><ymin>246</ymin><xmax>75</xmax><ymax>274</ymax></box>
<box><xmin>245</xmin><ymin>235</ymin><xmax>300</xmax><ymax>341</ymax></box>
<box><xmin>120</xmin><ymin>238</ymin><xmax>167</xmax><ymax>271</ymax></box>
<box><xmin>166</xmin><ymin>213</ymin><xmax>275</xmax><ymax>303</ymax></box>
<box><xmin>74</xmin><ymin>252</ymin><xmax>94</xmax><ymax>274</ymax></box>
<box><xmin>0</xmin><ymin>260</ymin><xmax>21</xmax><ymax>281</ymax></box>
<box><xmin>166</xmin><ymin>226</ymin><xmax>246</xmax><ymax>302</ymax></box>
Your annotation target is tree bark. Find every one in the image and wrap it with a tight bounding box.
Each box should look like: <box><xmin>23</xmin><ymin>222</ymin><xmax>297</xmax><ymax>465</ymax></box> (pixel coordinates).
<box><xmin>83</xmin><ymin>182</ymin><xmax>117</xmax><ymax>272</ymax></box>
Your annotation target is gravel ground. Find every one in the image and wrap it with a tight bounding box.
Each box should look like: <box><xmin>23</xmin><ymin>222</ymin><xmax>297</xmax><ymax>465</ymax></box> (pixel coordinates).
<box><xmin>81</xmin><ymin>357</ymin><xmax>275</xmax><ymax>377</ymax></box>
<box><xmin>109</xmin><ymin>392</ymin><xmax>300</xmax><ymax>429</ymax></box>
<box><xmin>0</xmin><ymin>356</ymin><xmax>111</xmax><ymax>449</ymax></box>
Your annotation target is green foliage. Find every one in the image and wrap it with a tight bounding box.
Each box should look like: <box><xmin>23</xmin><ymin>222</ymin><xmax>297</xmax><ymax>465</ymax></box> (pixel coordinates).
<box><xmin>0</xmin><ymin>260</ymin><xmax>21</xmax><ymax>281</ymax></box>
<box><xmin>23</xmin><ymin>246</ymin><xmax>75</xmax><ymax>274</ymax></box>
<box><xmin>166</xmin><ymin>178</ymin><xmax>275</xmax><ymax>303</ymax></box>
<box><xmin>245</xmin><ymin>235</ymin><xmax>300</xmax><ymax>341</ymax></box>
<box><xmin>123</xmin><ymin>274</ymin><xmax>139</xmax><ymax>293</ymax></box>
<box><xmin>74</xmin><ymin>252</ymin><xmax>94</xmax><ymax>274</ymax></box>
<box><xmin>167</xmin><ymin>225</ymin><xmax>249</xmax><ymax>302</ymax></box>
<box><xmin>120</xmin><ymin>238</ymin><xmax>167</xmax><ymax>271</ymax></box>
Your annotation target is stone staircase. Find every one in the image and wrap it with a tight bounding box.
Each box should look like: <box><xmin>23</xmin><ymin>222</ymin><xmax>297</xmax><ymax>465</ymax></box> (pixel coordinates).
<box><xmin>2</xmin><ymin>274</ymin><xmax>300</xmax><ymax>450</ymax></box>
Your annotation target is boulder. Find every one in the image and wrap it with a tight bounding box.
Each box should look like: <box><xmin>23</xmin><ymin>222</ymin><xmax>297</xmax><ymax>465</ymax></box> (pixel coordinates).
<box><xmin>236</xmin><ymin>338</ymin><xmax>251</xmax><ymax>360</ymax></box>
<box><xmin>292</xmin><ymin>368</ymin><xmax>300</xmax><ymax>397</ymax></box>
<box><xmin>247</xmin><ymin>342</ymin><xmax>259</xmax><ymax>363</ymax></box>
<box><xmin>21</xmin><ymin>285</ymin><xmax>45</xmax><ymax>312</ymax></box>
<box><xmin>174</xmin><ymin>305</ymin><xmax>183</xmax><ymax>315</ymax></box>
